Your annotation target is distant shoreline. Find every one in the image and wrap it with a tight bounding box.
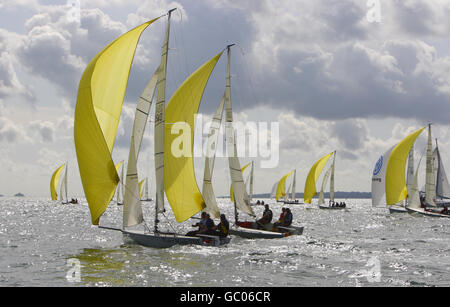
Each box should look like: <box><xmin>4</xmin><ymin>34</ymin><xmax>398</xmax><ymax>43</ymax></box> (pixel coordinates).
<box><xmin>219</xmin><ymin>192</ymin><xmax>371</xmax><ymax>199</ymax></box>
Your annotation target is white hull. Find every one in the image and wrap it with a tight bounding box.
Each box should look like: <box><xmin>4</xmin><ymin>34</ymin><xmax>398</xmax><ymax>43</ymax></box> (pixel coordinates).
<box><xmin>389</xmin><ymin>205</ymin><xmax>407</xmax><ymax>213</ymax></box>
<box><xmin>406</xmin><ymin>207</ymin><xmax>450</xmax><ymax>218</ymax></box>
<box><xmin>230</xmin><ymin>222</ymin><xmax>304</xmax><ymax>239</ymax></box>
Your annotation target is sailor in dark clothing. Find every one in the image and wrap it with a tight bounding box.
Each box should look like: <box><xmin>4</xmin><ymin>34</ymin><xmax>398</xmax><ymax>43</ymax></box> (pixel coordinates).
<box><xmin>257</xmin><ymin>204</ymin><xmax>273</xmax><ymax>229</ymax></box>
<box><xmin>282</xmin><ymin>208</ymin><xmax>293</xmax><ymax>226</ymax></box>
<box><xmin>186</xmin><ymin>212</ymin><xmax>207</xmax><ymax>237</ymax></box>
<box><xmin>210</xmin><ymin>214</ymin><xmax>230</xmax><ymax>237</ymax></box>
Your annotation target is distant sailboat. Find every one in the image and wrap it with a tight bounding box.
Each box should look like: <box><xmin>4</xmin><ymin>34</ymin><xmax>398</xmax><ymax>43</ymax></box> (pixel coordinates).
<box><xmin>433</xmin><ymin>139</ymin><xmax>450</xmax><ymax>206</ymax></box>
<box><xmin>223</xmin><ymin>45</ymin><xmax>303</xmax><ymax>239</ymax></box>
<box><xmin>283</xmin><ymin>169</ymin><xmax>301</xmax><ymax>204</ymax></box>
<box><xmin>74</xmin><ymin>10</ymin><xmax>231</xmax><ymax>247</ymax></box>
<box><xmin>405</xmin><ymin>125</ymin><xmax>450</xmax><ymax>218</ymax></box>
<box><xmin>317</xmin><ymin>151</ymin><xmax>343</xmax><ymax>210</ymax></box>
<box><xmin>50</xmin><ymin>162</ymin><xmax>76</xmax><ymax>204</ymax></box>
<box><xmin>304</xmin><ymin>152</ymin><xmax>334</xmax><ymax>205</ymax></box>
<box><xmin>371</xmin><ymin>126</ymin><xmax>429</xmax><ymax>212</ymax></box>
<box><xmin>275</xmin><ymin>170</ymin><xmax>294</xmax><ymax>203</ymax></box>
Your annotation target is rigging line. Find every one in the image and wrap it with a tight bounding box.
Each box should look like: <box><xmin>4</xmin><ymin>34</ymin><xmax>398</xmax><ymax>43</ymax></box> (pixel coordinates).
<box><xmin>236</xmin><ymin>43</ymin><xmax>260</xmax><ymax>108</ymax></box>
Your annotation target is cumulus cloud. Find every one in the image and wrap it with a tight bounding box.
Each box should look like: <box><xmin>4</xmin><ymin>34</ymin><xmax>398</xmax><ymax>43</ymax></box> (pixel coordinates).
<box><xmin>28</xmin><ymin>120</ymin><xmax>56</xmax><ymax>143</ymax></box>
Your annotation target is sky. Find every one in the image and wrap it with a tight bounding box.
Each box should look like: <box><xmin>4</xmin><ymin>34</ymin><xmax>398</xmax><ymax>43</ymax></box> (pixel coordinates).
<box><xmin>1</xmin><ymin>0</ymin><xmax>450</xmax><ymax>197</ymax></box>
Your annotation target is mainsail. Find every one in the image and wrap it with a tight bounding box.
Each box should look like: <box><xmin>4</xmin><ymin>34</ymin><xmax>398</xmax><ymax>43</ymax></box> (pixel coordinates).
<box><xmin>74</xmin><ymin>18</ymin><xmax>159</xmax><ymax>225</ymax></box>
<box><xmin>304</xmin><ymin>152</ymin><xmax>334</xmax><ymax>204</ymax></box>
<box><xmin>114</xmin><ymin>161</ymin><xmax>124</xmax><ymax>204</ymax></box>
<box><xmin>230</xmin><ymin>162</ymin><xmax>251</xmax><ymax>203</ymax></box>
<box><xmin>434</xmin><ymin>140</ymin><xmax>450</xmax><ymax>200</ymax></box>
<box><xmin>202</xmin><ymin>96</ymin><xmax>225</xmax><ymax>218</ymax></box>
<box><xmin>225</xmin><ymin>46</ymin><xmax>255</xmax><ymax>217</ymax></box>
<box><xmin>318</xmin><ymin>165</ymin><xmax>332</xmax><ymax>205</ymax></box>
<box><xmin>164</xmin><ymin>52</ymin><xmax>223</xmax><ymax>223</ymax></box>
<box><xmin>371</xmin><ymin>127</ymin><xmax>425</xmax><ymax>207</ymax></box>
<box><xmin>291</xmin><ymin>169</ymin><xmax>296</xmax><ymax>200</ymax></box>
<box><xmin>50</xmin><ymin>163</ymin><xmax>65</xmax><ymax>201</ymax></box>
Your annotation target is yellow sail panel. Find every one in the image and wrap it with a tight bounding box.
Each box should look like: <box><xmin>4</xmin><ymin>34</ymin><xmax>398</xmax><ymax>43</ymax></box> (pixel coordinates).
<box><xmin>230</xmin><ymin>162</ymin><xmax>251</xmax><ymax>202</ymax></box>
<box><xmin>275</xmin><ymin>171</ymin><xmax>294</xmax><ymax>201</ymax></box>
<box><xmin>164</xmin><ymin>51</ymin><xmax>223</xmax><ymax>223</ymax></box>
<box><xmin>115</xmin><ymin>161</ymin><xmax>123</xmax><ymax>173</ymax></box>
<box><xmin>138</xmin><ymin>178</ymin><xmax>145</xmax><ymax>199</ymax></box>
<box><xmin>74</xmin><ymin>19</ymin><xmax>158</xmax><ymax>225</ymax></box>
<box><xmin>386</xmin><ymin>127</ymin><xmax>425</xmax><ymax>205</ymax></box>
<box><xmin>50</xmin><ymin>164</ymin><xmax>65</xmax><ymax>200</ymax></box>
<box><xmin>304</xmin><ymin>152</ymin><xmax>334</xmax><ymax>203</ymax></box>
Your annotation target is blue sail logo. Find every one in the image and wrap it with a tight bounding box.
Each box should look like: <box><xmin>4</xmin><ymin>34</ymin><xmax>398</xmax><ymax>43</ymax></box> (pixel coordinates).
<box><xmin>373</xmin><ymin>156</ymin><xmax>383</xmax><ymax>176</ymax></box>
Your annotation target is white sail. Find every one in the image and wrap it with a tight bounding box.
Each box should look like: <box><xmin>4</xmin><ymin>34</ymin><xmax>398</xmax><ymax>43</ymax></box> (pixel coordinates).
<box><xmin>225</xmin><ymin>46</ymin><xmax>254</xmax><ymax>217</ymax></box>
<box><xmin>284</xmin><ymin>183</ymin><xmax>292</xmax><ymax>201</ymax></box>
<box><xmin>59</xmin><ymin>163</ymin><xmax>68</xmax><ymax>203</ymax></box>
<box><xmin>425</xmin><ymin>125</ymin><xmax>436</xmax><ymax>206</ymax></box>
<box><xmin>154</xmin><ymin>11</ymin><xmax>172</xmax><ymax>215</ymax></box>
<box><xmin>318</xmin><ymin>165</ymin><xmax>332</xmax><ymax>205</ymax></box>
<box><xmin>202</xmin><ymin>96</ymin><xmax>225</xmax><ymax>218</ymax></box>
<box><xmin>249</xmin><ymin>161</ymin><xmax>254</xmax><ymax>204</ymax></box>
<box><xmin>270</xmin><ymin>182</ymin><xmax>277</xmax><ymax>199</ymax></box>
<box><xmin>330</xmin><ymin>152</ymin><xmax>336</xmax><ymax>203</ymax></box>
<box><xmin>434</xmin><ymin>142</ymin><xmax>450</xmax><ymax>200</ymax></box>
<box><xmin>123</xmin><ymin>68</ymin><xmax>159</xmax><ymax>228</ymax></box>
<box><xmin>406</xmin><ymin>146</ymin><xmax>414</xmax><ymax>197</ymax></box>
<box><xmin>407</xmin><ymin>155</ymin><xmax>423</xmax><ymax>209</ymax></box>
<box><xmin>371</xmin><ymin>145</ymin><xmax>395</xmax><ymax>207</ymax></box>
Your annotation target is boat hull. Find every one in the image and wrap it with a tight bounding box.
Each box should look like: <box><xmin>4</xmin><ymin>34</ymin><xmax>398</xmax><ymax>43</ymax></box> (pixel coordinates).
<box><xmin>406</xmin><ymin>207</ymin><xmax>450</xmax><ymax>218</ymax></box>
<box><xmin>283</xmin><ymin>201</ymin><xmax>303</xmax><ymax>205</ymax></box>
<box><xmin>318</xmin><ymin>205</ymin><xmax>346</xmax><ymax>210</ymax></box>
<box><xmin>230</xmin><ymin>222</ymin><xmax>304</xmax><ymax>239</ymax></box>
<box><xmin>388</xmin><ymin>206</ymin><xmax>407</xmax><ymax>213</ymax></box>
<box><xmin>124</xmin><ymin>230</ymin><xmax>231</xmax><ymax>248</ymax></box>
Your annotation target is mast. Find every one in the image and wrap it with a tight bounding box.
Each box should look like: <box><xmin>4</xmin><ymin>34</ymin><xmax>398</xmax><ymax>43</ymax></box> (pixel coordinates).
<box><xmin>65</xmin><ymin>162</ymin><xmax>68</xmax><ymax>203</ymax></box>
<box><xmin>154</xmin><ymin>8</ymin><xmax>176</xmax><ymax>232</ymax></box>
<box><xmin>425</xmin><ymin>124</ymin><xmax>436</xmax><ymax>206</ymax></box>
<box><xmin>249</xmin><ymin>161</ymin><xmax>254</xmax><ymax>204</ymax></box>
<box><xmin>330</xmin><ymin>151</ymin><xmax>336</xmax><ymax>203</ymax></box>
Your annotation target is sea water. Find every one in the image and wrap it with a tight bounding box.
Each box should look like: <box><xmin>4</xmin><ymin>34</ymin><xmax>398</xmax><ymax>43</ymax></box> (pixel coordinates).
<box><xmin>0</xmin><ymin>197</ymin><xmax>448</xmax><ymax>287</ymax></box>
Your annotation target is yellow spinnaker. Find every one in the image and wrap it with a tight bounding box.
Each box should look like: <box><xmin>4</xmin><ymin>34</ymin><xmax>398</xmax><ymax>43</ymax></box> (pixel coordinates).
<box><xmin>74</xmin><ymin>18</ymin><xmax>159</xmax><ymax>225</ymax></box>
<box><xmin>304</xmin><ymin>152</ymin><xmax>334</xmax><ymax>204</ymax></box>
<box><xmin>164</xmin><ymin>51</ymin><xmax>223</xmax><ymax>222</ymax></box>
<box><xmin>50</xmin><ymin>164</ymin><xmax>65</xmax><ymax>200</ymax></box>
<box><xmin>230</xmin><ymin>162</ymin><xmax>251</xmax><ymax>203</ymax></box>
<box><xmin>275</xmin><ymin>170</ymin><xmax>294</xmax><ymax>201</ymax></box>
<box><xmin>386</xmin><ymin>127</ymin><xmax>425</xmax><ymax>205</ymax></box>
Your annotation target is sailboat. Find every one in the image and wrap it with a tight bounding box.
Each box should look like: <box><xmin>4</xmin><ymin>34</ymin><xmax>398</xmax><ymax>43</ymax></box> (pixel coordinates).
<box><xmin>370</xmin><ymin>125</ymin><xmax>448</xmax><ymax>217</ymax></box>
<box><xmin>433</xmin><ymin>139</ymin><xmax>450</xmax><ymax>206</ymax></box>
<box><xmin>316</xmin><ymin>151</ymin><xmax>343</xmax><ymax>210</ymax></box>
<box><xmin>274</xmin><ymin>170</ymin><xmax>293</xmax><ymax>203</ymax></box>
<box><xmin>405</xmin><ymin>125</ymin><xmax>450</xmax><ymax>218</ymax></box>
<box><xmin>283</xmin><ymin>169</ymin><xmax>302</xmax><ymax>204</ymax></box>
<box><xmin>50</xmin><ymin>162</ymin><xmax>77</xmax><ymax>204</ymax></box>
<box><xmin>223</xmin><ymin>46</ymin><xmax>303</xmax><ymax>239</ymax></box>
<box><xmin>304</xmin><ymin>151</ymin><xmax>334</xmax><ymax>206</ymax></box>
<box><xmin>74</xmin><ymin>9</ymin><xmax>232</xmax><ymax>248</ymax></box>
